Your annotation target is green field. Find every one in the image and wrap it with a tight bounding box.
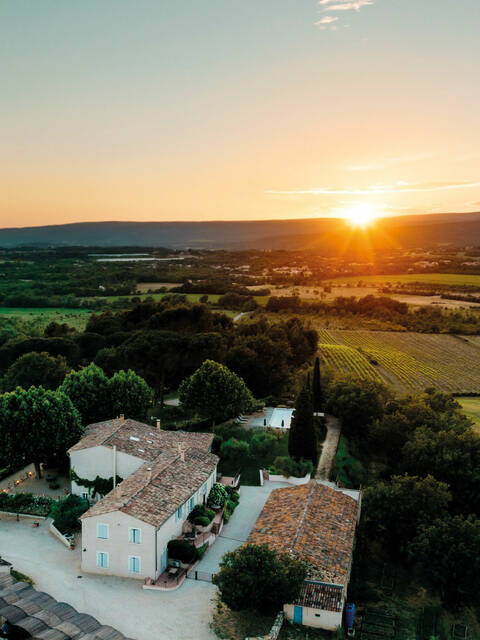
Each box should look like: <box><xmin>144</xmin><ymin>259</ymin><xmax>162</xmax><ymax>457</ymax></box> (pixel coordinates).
<box><xmin>317</xmin><ymin>329</ymin><xmax>480</xmax><ymax>394</ymax></box>
<box><xmin>457</xmin><ymin>396</ymin><xmax>480</xmax><ymax>432</ymax></box>
<box><xmin>0</xmin><ymin>307</ymin><xmax>92</xmax><ymax>331</ymax></box>
<box><xmin>327</xmin><ymin>272</ymin><xmax>480</xmax><ymax>287</ymax></box>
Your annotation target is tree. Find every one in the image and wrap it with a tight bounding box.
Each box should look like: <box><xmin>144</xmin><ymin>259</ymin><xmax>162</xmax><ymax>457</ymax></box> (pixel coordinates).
<box><xmin>289</xmin><ymin>386</ymin><xmax>318</xmax><ymax>465</ymax></box>
<box><xmin>107</xmin><ymin>369</ymin><xmax>153</xmax><ymax>420</ymax></box>
<box><xmin>50</xmin><ymin>494</ymin><xmax>89</xmax><ymax>535</ymax></box>
<box><xmin>178</xmin><ymin>360</ymin><xmax>254</xmax><ymax>426</ymax></box>
<box><xmin>59</xmin><ymin>363</ymin><xmax>110</xmax><ymax>425</ymax></box>
<box><xmin>409</xmin><ymin>515</ymin><xmax>480</xmax><ymax>608</ymax></box>
<box><xmin>220</xmin><ymin>437</ymin><xmax>250</xmax><ymax>464</ymax></box>
<box><xmin>363</xmin><ymin>474</ymin><xmax>451</xmax><ymax>554</ymax></box>
<box><xmin>312</xmin><ymin>356</ymin><xmax>322</xmax><ymax>413</ymax></box>
<box><xmin>325</xmin><ymin>376</ymin><xmax>390</xmax><ymax>436</ymax></box>
<box><xmin>213</xmin><ymin>544</ymin><xmax>307</xmax><ymax>614</ymax></box>
<box><xmin>2</xmin><ymin>351</ymin><xmax>70</xmax><ymax>391</ymax></box>
<box><xmin>0</xmin><ymin>386</ymin><xmax>83</xmax><ymax>477</ymax></box>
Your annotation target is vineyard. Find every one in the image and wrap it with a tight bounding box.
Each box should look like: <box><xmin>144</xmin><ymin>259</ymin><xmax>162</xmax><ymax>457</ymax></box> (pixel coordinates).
<box><xmin>317</xmin><ymin>329</ymin><xmax>480</xmax><ymax>393</ymax></box>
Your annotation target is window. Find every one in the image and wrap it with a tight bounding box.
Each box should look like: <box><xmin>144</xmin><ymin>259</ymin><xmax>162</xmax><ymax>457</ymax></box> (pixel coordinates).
<box><xmin>82</xmin><ymin>492</ymin><xmax>89</xmax><ymax>500</ymax></box>
<box><xmin>175</xmin><ymin>503</ymin><xmax>184</xmax><ymax>522</ymax></box>
<box><xmin>96</xmin><ymin>552</ymin><xmax>108</xmax><ymax>569</ymax></box>
<box><xmin>129</xmin><ymin>528</ymin><xmax>141</xmax><ymax>544</ymax></box>
<box><xmin>97</xmin><ymin>523</ymin><xmax>109</xmax><ymax>539</ymax></box>
<box><xmin>129</xmin><ymin>556</ymin><xmax>141</xmax><ymax>574</ymax></box>
<box><xmin>189</xmin><ymin>496</ymin><xmax>195</xmax><ymax>511</ymax></box>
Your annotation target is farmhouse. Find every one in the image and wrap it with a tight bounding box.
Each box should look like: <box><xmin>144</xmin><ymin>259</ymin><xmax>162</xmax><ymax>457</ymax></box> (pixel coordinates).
<box><xmin>68</xmin><ymin>417</ymin><xmax>218</xmax><ymax>580</ymax></box>
<box><xmin>248</xmin><ymin>482</ymin><xmax>360</xmax><ymax>630</ymax></box>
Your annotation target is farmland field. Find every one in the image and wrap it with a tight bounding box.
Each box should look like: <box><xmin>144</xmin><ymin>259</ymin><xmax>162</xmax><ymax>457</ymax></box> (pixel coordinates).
<box><xmin>0</xmin><ymin>307</ymin><xmax>92</xmax><ymax>331</ymax></box>
<box><xmin>457</xmin><ymin>396</ymin><xmax>480</xmax><ymax>433</ymax></box>
<box><xmin>317</xmin><ymin>329</ymin><xmax>480</xmax><ymax>393</ymax></box>
<box><xmin>327</xmin><ymin>273</ymin><xmax>480</xmax><ymax>287</ymax></box>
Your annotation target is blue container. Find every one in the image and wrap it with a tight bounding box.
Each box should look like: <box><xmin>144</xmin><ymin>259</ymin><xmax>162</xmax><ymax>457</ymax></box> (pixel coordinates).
<box><xmin>345</xmin><ymin>603</ymin><xmax>355</xmax><ymax>629</ymax></box>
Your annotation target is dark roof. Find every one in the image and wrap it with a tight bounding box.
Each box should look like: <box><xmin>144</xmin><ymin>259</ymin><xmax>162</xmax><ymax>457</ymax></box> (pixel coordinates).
<box><xmin>248</xmin><ymin>482</ymin><xmax>359</xmax><ymax>585</ymax></box>
<box><xmin>0</xmin><ymin>574</ymin><xmax>135</xmax><ymax>640</ymax></box>
<box><xmin>295</xmin><ymin>581</ymin><xmax>344</xmax><ymax>613</ymax></box>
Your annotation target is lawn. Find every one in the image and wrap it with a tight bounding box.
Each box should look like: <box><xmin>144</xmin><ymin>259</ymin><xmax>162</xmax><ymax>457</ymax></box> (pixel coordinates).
<box><xmin>457</xmin><ymin>396</ymin><xmax>480</xmax><ymax>433</ymax></box>
<box><xmin>327</xmin><ymin>273</ymin><xmax>480</xmax><ymax>288</ymax></box>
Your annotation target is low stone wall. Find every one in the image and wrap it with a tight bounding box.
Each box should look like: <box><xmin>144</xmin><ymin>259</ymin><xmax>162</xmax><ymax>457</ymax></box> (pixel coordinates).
<box><xmin>245</xmin><ymin>612</ymin><xmax>284</xmax><ymax>640</ymax></box>
<box><xmin>49</xmin><ymin>521</ymin><xmax>72</xmax><ymax>549</ymax></box>
<box><xmin>0</xmin><ymin>511</ymin><xmax>46</xmax><ymax>520</ymax></box>
<box><xmin>262</xmin><ymin>470</ymin><xmax>311</xmax><ymax>485</ymax></box>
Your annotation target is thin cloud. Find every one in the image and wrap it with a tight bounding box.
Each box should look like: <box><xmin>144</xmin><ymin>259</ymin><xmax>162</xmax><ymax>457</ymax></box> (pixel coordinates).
<box><xmin>315</xmin><ymin>15</ymin><xmax>338</xmax><ymax>24</ymax></box>
<box><xmin>326</xmin><ymin>1</ymin><xmax>374</xmax><ymax>11</ymax></box>
<box><xmin>266</xmin><ymin>181</ymin><xmax>480</xmax><ymax>197</ymax></box>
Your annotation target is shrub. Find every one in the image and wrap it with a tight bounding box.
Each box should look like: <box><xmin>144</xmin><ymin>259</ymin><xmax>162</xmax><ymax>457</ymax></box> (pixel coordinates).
<box><xmin>270</xmin><ymin>456</ymin><xmax>313</xmax><ymax>478</ymax></box>
<box><xmin>0</xmin><ymin>493</ymin><xmax>54</xmax><ymax>517</ymax></box>
<box><xmin>207</xmin><ymin>483</ymin><xmax>229</xmax><ymax>509</ymax></box>
<box><xmin>197</xmin><ymin>543</ymin><xmax>208</xmax><ymax>560</ymax></box>
<box><xmin>167</xmin><ymin>539</ymin><xmax>198</xmax><ymax>564</ymax></box>
<box><xmin>193</xmin><ymin>515</ymin><xmax>211</xmax><ymax>527</ymax></box>
<box><xmin>49</xmin><ymin>494</ymin><xmax>89</xmax><ymax>535</ymax></box>
<box><xmin>225</xmin><ymin>486</ymin><xmax>240</xmax><ymax>503</ymax></box>
<box><xmin>188</xmin><ymin>504</ymin><xmax>215</xmax><ymax>524</ymax></box>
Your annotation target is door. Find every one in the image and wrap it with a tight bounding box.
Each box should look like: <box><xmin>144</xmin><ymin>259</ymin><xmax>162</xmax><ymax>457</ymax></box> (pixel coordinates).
<box><xmin>293</xmin><ymin>606</ymin><xmax>303</xmax><ymax>624</ymax></box>
<box><xmin>160</xmin><ymin>548</ymin><xmax>168</xmax><ymax>572</ymax></box>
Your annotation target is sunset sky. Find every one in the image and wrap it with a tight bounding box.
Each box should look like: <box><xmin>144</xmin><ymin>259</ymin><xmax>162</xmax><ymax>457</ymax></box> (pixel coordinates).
<box><xmin>1</xmin><ymin>0</ymin><xmax>479</xmax><ymax>227</ymax></box>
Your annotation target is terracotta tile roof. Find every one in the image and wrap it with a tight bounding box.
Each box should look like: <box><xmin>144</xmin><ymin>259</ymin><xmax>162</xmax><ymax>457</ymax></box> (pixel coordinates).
<box><xmin>81</xmin><ymin>447</ymin><xmax>218</xmax><ymax>528</ymax></box>
<box><xmin>295</xmin><ymin>581</ymin><xmax>344</xmax><ymax>612</ymax></box>
<box><xmin>248</xmin><ymin>482</ymin><xmax>359</xmax><ymax>586</ymax></box>
<box><xmin>68</xmin><ymin>417</ymin><xmax>213</xmax><ymax>460</ymax></box>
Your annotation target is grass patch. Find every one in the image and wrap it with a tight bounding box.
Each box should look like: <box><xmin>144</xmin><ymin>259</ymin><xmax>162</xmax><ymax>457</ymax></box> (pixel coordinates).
<box><xmin>331</xmin><ymin>436</ymin><xmax>365</xmax><ymax>488</ymax></box>
<box><xmin>210</xmin><ymin>595</ymin><xmax>275</xmax><ymax>640</ymax></box>
<box><xmin>457</xmin><ymin>396</ymin><xmax>480</xmax><ymax>433</ymax></box>
<box><xmin>0</xmin><ymin>307</ymin><xmax>92</xmax><ymax>332</ymax></box>
<box><xmin>11</xmin><ymin>569</ymin><xmax>34</xmax><ymax>586</ymax></box>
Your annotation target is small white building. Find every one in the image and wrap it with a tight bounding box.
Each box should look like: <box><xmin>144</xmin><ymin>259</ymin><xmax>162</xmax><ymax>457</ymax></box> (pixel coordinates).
<box><xmin>248</xmin><ymin>482</ymin><xmax>361</xmax><ymax>630</ymax></box>
<box><xmin>68</xmin><ymin>417</ymin><xmax>217</xmax><ymax>580</ymax></box>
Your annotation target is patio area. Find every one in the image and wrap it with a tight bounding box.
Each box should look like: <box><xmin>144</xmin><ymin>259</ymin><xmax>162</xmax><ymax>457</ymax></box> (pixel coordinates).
<box><xmin>0</xmin><ymin>464</ymin><xmax>69</xmax><ymax>499</ymax></box>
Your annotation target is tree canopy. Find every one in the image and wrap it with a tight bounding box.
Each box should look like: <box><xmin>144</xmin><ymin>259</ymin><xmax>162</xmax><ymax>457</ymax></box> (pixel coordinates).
<box><xmin>59</xmin><ymin>363</ymin><xmax>110</xmax><ymax>425</ymax></box>
<box><xmin>288</xmin><ymin>386</ymin><xmax>318</xmax><ymax>465</ymax></box>
<box><xmin>0</xmin><ymin>386</ymin><xmax>83</xmax><ymax>477</ymax></box>
<box><xmin>213</xmin><ymin>544</ymin><xmax>307</xmax><ymax>614</ymax></box>
<box><xmin>179</xmin><ymin>360</ymin><xmax>254</xmax><ymax>425</ymax></box>
<box><xmin>2</xmin><ymin>351</ymin><xmax>70</xmax><ymax>392</ymax></box>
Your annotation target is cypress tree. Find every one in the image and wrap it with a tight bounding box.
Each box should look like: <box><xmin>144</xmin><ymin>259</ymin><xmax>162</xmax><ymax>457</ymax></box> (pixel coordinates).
<box><xmin>312</xmin><ymin>356</ymin><xmax>322</xmax><ymax>413</ymax></box>
<box><xmin>288</xmin><ymin>386</ymin><xmax>318</xmax><ymax>465</ymax></box>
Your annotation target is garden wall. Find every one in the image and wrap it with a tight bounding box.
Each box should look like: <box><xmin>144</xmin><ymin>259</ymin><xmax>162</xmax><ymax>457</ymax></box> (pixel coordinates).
<box><xmin>49</xmin><ymin>521</ymin><xmax>72</xmax><ymax>549</ymax></box>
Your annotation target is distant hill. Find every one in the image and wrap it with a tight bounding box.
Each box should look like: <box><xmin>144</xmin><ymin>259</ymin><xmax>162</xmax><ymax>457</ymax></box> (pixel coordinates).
<box><xmin>1</xmin><ymin>213</ymin><xmax>480</xmax><ymax>250</ymax></box>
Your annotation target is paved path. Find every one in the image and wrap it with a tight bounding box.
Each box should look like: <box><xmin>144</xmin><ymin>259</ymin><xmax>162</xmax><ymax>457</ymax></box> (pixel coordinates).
<box><xmin>233</xmin><ymin>312</ymin><xmax>247</xmax><ymax>322</ymax></box>
<box><xmin>316</xmin><ymin>414</ymin><xmax>341</xmax><ymax>480</ymax></box>
<box><xmin>0</xmin><ymin>515</ymin><xmax>216</xmax><ymax>640</ymax></box>
<box><xmin>195</xmin><ymin>480</ymin><xmax>289</xmax><ymax>575</ymax></box>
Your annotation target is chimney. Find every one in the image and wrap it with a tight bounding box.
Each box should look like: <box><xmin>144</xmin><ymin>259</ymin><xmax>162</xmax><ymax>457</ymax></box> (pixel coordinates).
<box><xmin>156</xmin><ymin>419</ymin><xmax>161</xmax><ymax>431</ymax></box>
<box><xmin>146</xmin><ymin>467</ymin><xmax>153</xmax><ymax>483</ymax></box>
<box><xmin>119</xmin><ymin>414</ymin><xmax>124</xmax><ymax>422</ymax></box>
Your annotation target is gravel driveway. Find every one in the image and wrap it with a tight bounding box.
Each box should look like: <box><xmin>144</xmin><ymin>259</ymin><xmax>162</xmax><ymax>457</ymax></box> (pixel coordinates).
<box><xmin>0</xmin><ymin>515</ymin><xmax>216</xmax><ymax>640</ymax></box>
<box><xmin>195</xmin><ymin>480</ymin><xmax>289</xmax><ymax>575</ymax></box>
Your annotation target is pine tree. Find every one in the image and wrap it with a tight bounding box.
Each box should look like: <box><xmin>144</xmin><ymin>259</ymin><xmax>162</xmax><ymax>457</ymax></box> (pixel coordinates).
<box><xmin>312</xmin><ymin>356</ymin><xmax>322</xmax><ymax>413</ymax></box>
<box><xmin>288</xmin><ymin>386</ymin><xmax>318</xmax><ymax>465</ymax></box>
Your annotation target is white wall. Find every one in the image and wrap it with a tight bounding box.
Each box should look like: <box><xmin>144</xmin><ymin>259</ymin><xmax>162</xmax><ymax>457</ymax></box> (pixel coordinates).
<box><xmin>284</xmin><ymin>604</ymin><xmax>342</xmax><ymax>631</ymax></box>
<box><xmin>70</xmin><ymin>446</ymin><xmax>144</xmax><ymax>498</ymax></box>
<box><xmin>81</xmin><ymin>511</ymin><xmax>156</xmax><ymax>579</ymax></box>
<box><xmin>81</xmin><ymin>467</ymin><xmax>217</xmax><ymax>580</ymax></box>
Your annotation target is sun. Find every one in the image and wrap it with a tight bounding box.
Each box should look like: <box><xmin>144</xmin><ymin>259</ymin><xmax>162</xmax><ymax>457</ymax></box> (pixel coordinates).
<box><xmin>342</xmin><ymin>203</ymin><xmax>379</xmax><ymax>228</ymax></box>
